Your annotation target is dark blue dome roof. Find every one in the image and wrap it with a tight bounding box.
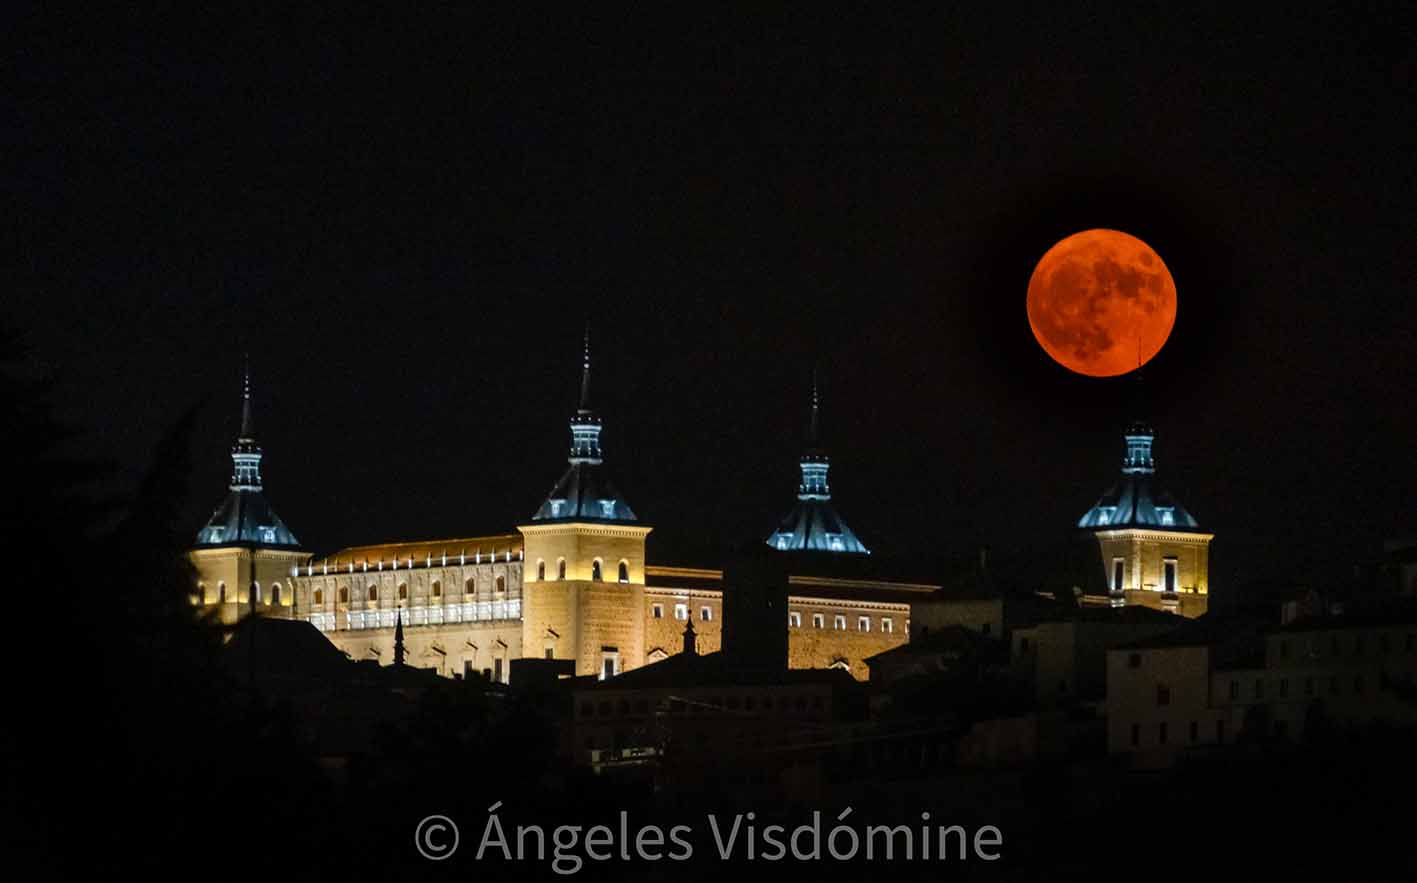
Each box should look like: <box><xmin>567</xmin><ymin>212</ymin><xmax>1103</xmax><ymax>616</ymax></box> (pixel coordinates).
<box><xmin>195</xmin><ymin>488</ymin><xmax>301</xmax><ymax>548</ymax></box>
<box><xmin>1077</xmin><ymin>423</ymin><xmax>1202</xmax><ymax>532</ymax></box>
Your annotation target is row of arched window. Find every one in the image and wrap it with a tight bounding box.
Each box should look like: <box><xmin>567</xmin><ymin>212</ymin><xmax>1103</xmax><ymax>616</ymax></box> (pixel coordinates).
<box><xmin>533</xmin><ymin>558</ymin><xmax>629</xmax><ymax>582</ymax></box>
<box><xmin>197</xmin><ymin>582</ymin><xmax>284</xmax><ymax>606</ymax></box>
<box><xmin>309</xmin><ymin>575</ymin><xmax>507</xmax><ymax>606</ymax></box>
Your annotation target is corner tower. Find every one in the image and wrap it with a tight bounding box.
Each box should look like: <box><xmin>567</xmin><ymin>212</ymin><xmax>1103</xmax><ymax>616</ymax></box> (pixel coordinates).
<box><xmin>518</xmin><ymin>328</ymin><xmax>651</xmax><ymax>677</ymax></box>
<box><xmin>766</xmin><ymin>372</ymin><xmax>870</xmax><ymax>555</ymax></box>
<box><xmin>190</xmin><ymin>364</ymin><xmax>307</xmax><ymax>622</ymax></box>
<box><xmin>1077</xmin><ymin>419</ymin><xmax>1212</xmax><ymax>617</ymax></box>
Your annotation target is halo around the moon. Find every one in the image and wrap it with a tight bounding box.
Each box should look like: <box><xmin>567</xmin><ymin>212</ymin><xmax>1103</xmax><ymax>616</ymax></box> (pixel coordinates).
<box><xmin>1026</xmin><ymin>228</ymin><xmax>1176</xmax><ymax>377</ymax></box>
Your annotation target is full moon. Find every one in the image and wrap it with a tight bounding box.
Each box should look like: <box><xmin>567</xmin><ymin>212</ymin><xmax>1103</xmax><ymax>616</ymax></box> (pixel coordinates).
<box><xmin>1026</xmin><ymin>229</ymin><xmax>1176</xmax><ymax>377</ymax></box>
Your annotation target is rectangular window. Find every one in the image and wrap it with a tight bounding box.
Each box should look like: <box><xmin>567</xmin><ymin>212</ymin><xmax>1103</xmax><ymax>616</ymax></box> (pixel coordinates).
<box><xmin>545</xmin><ymin>648</ymin><xmax>554</xmax><ymax>660</ymax></box>
<box><xmin>674</xmin><ymin>603</ymin><xmax>688</xmax><ymax>621</ymax></box>
<box><xmin>1229</xmin><ymin>680</ymin><xmax>1239</xmax><ymax>700</ymax></box>
<box><xmin>1158</xmin><ymin>722</ymin><xmax>1168</xmax><ymax>745</ymax></box>
<box><xmin>651</xmin><ymin>603</ymin><xmax>663</xmax><ymax>619</ymax></box>
<box><xmin>1279</xmin><ymin>679</ymin><xmax>1288</xmax><ymax>698</ymax></box>
<box><xmin>599</xmin><ymin>649</ymin><xmax>619</xmax><ymax>681</ymax></box>
<box><xmin>1254</xmin><ymin>680</ymin><xmax>1264</xmax><ymax>700</ymax></box>
<box><xmin>833</xmin><ymin>615</ymin><xmax>846</xmax><ymax>631</ymax></box>
<box><xmin>1217</xmin><ymin>719</ymin><xmax>1226</xmax><ymax>743</ymax></box>
<box><xmin>1157</xmin><ymin>685</ymin><xmax>1171</xmax><ymax>706</ymax></box>
<box><xmin>789</xmin><ymin>611</ymin><xmax>802</xmax><ymax>627</ymax></box>
<box><xmin>1305</xmin><ymin>677</ymin><xmax>1314</xmax><ymax>696</ymax></box>
<box><xmin>858</xmin><ymin>616</ymin><xmax>871</xmax><ymax>632</ymax></box>
<box><xmin>1189</xmin><ymin>721</ymin><xmax>1198</xmax><ymax>742</ymax></box>
<box><xmin>700</xmin><ymin>606</ymin><xmax>712</xmax><ymax>622</ymax></box>
<box><xmin>1130</xmin><ymin>723</ymin><xmax>1140</xmax><ymax>747</ymax></box>
<box><xmin>1113</xmin><ymin>558</ymin><xmax>1125</xmax><ymax>592</ymax></box>
<box><xmin>1163</xmin><ymin>558</ymin><xmax>1177</xmax><ymax>593</ymax></box>
<box><xmin>493</xmin><ymin>657</ymin><xmax>503</xmax><ymax>684</ymax></box>
<box><xmin>981</xmin><ymin>622</ymin><xmax>991</xmax><ymax>636</ymax></box>
<box><xmin>1128</xmin><ymin>652</ymin><xmax>1142</xmax><ymax>669</ymax></box>
<box><xmin>881</xmin><ymin>618</ymin><xmax>893</xmax><ymax>634</ymax></box>
<box><xmin>813</xmin><ymin>613</ymin><xmax>825</xmax><ymax>629</ymax></box>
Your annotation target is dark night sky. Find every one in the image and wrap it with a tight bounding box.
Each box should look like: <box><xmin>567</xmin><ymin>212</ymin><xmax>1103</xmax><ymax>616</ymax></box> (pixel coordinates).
<box><xmin>8</xmin><ymin>6</ymin><xmax>1417</xmax><ymax>593</ymax></box>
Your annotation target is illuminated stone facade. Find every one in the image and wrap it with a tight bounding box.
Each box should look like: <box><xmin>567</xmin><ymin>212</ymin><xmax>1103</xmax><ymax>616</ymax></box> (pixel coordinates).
<box><xmin>520</xmin><ymin>522</ymin><xmax>652</xmax><ymax>678</ymax></box>
<box><xmin>288</xmin><ymin>537</ymin><xmax>525</xmax><ymax>679</ymax></box>
<box><xmin>188</xmin><ymin>346</ymin><xmax>1013</xmax><ymax>683</ymax></box>
<box><xmin>1092</xmin><ymin>528</ymin><xmax>1211</xmax><ymax>617</ymax></box>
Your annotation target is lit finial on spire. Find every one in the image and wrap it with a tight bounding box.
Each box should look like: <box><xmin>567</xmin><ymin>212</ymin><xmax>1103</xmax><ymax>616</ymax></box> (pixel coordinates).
<box><xmin>567</xmin><ymin>324</ymin><xmax>604</xmax><ymax>465</ymax></box>
<box><xmin>797</xmin><ymin>368</ymin><xmax>830</xmax><ymax>500</ymax></box>
<box><xmin>531</xmin><ymin>325</ymin><xmax>638</xmax><ymax>522</ymax></box>
<box><xmin>239</xmin><ymin>355</ymin><xmax>255</xmax><ymax>440</ymax></box>
<box><xmin>808</xmin><ymin>367</ymin><xmax>821</xmax><ymax>449</ymax></box>
<box><xmin>579</xmin><ymin>322</ymin><xmax>592</xmax><ymax>414</ymax></box>
<box><xmin>229</xmin><ymin>359</ymin><xmax>265</xmax><ymax>491</ymax></box>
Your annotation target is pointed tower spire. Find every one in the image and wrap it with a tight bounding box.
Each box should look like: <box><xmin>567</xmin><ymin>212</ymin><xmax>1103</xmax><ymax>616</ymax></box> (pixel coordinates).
<box><xmin>1122</xmin><ymin>371</ymin><xmax>1154</xmax><ymax>475</ymax></box>
<box><xmin>531</xmin><ymin>327</ymin><xmax>638</xmax><ymax>523</ymax></box>
<box><xmin>194</xmin><ymin>357</ymin><xmax>301</xmax><ymax>549</ymax></box>
<box><xmin>230</xmin><ymin>361</ymin><xmax>264</xmax><ymax>491</ymax></box>
<box><xmin>765</xmin><ymin>368</ymin><xmax>870</xmax><ymax>554</ymax></box>
<box><xmin>239</xmin><ymin>355</ymin><xmax>255</xmax><ymax>440</ymax></box>
<box><xmin>393</xmin><ymin>608</ymin><xmax>406</xmax><ymax>667</ymax></box>
<box><xmin>578</xmin><ymin>322</ymin><xmax>592</xmax><ymax>414</ymax></box>
<box><xmin>807</xmin><ymin>367</ymin><xmax>821</xmax><ymax>449</ymax></box>
<box><xmin>798</xmin><ymin>370</ymin><xmax>830</xmax><ymax>500</ymax></box>
<box><xmin>567</xmin><ymin>324</ymin><xmax>603</xmax><ymax>465</ymax></box>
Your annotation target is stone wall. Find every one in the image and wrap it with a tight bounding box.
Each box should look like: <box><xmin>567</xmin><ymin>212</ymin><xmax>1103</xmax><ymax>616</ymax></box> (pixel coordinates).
<box><xmin>325</xmin><ymin>619</ymin><xmax>523</xmax><ymax>680</ymax></box>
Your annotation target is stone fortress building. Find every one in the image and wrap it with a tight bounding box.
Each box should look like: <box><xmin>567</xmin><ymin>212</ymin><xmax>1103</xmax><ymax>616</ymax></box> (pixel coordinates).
<box><xmin>190</xmin><ymin>334</ymin><xmax>1213</xmax><ymax>683</ymax></box>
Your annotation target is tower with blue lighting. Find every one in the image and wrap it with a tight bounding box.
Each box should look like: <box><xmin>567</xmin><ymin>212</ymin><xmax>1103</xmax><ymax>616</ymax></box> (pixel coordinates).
<box><xmin>519</xmin><ymin>327</ymin><xmax>651</xmax><ymax>678</ymax></box>
<box><xmin>190</xmin><ymin>363</ymin><xmax>308</xmax><ymax>622</ymax></box>
<box><xmin>766</xmin><ymin>373</ymin><xmax>870</xmax><ymax>555</ymax></box>
<box><xmin>1077</xmin><ymin>419</ymin><xmax>1212</xmax><ymax>616</ymax></box>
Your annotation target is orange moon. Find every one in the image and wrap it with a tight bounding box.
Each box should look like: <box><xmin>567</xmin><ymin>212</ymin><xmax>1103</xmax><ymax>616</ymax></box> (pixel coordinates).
<box><xmin>1026</xmin><ymin>229</ymin><xmax>1176</xmax><ymax>377</ymax></box>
